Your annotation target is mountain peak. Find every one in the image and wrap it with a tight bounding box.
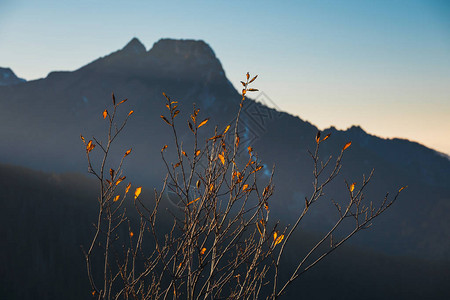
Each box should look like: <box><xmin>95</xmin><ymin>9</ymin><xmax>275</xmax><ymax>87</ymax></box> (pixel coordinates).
<box><xmin>0</xmin><ymin>67</ymin><xmax>26</xmax><ymax>86</ymax></box>
<box><xmin>121</xmin><ymin>37</ymin><xmax>146</xmax><ymax>55</ymax></box>
<box><xmin>148</xmin><ymin>38</ymin><xmax>217</xmax><ymax>62</ymax></box>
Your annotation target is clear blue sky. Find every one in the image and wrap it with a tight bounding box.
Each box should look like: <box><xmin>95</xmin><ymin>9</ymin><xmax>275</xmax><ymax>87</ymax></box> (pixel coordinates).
<box><xmin>1</xmin><ymin>0</ymin><xmax>449</xmax><ymax>154</ymax></box>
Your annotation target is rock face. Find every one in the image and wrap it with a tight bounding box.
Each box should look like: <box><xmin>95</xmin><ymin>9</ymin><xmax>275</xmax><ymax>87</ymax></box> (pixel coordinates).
<box><xmin>0</xmin><ymin>37</ymin><xmax>449</xmax><ymax>261</ymax></box>
<box><xmin>0</xmin><ymin>67</ymin><xmax>26</xmax><ymax>86</ymax></box>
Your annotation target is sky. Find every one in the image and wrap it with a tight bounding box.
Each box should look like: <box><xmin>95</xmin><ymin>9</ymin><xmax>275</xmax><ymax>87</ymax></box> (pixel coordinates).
<box><xmin>1</xmin><ymin>0</ymin><xmax>449</xmax><ymax>154</ymax></box>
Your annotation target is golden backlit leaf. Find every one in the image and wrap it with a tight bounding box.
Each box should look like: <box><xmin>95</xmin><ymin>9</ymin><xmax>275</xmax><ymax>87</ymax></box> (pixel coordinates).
<box><xmin>160</xmin><ymin>115</ymin><xmax>172</xmax><ymax>126</ymax></box>
<box><xmin>129</xmin><ymin>231</ymin><xmax>134</xmax><ymax>238</ymax></box>
<box><xmin>240</xmin><ymin>81</ymin><xmax>246</xmax><ymax>87</ymax></box>
<box><xmin>124</xmin><ymin>148</ymin><xmax>132</xmax><ymax>157</ymax></box>
<box><xmin>195</xmin><ymin>150</ymin><xmax>201</xmax><ymax>157</ymax></box>
<box><xmin>187</xmin><ymin>197</ymin><xmax>201</xmax><ymax>206</ymax></box>
<box><xmin>86</xmin><ymin>141</ymin><xmax>95</xmax><ymax>153</ymax></box>
<box><xmin>264</xmin><ymin>203</ymin><xmax>269</xmax><ymax>210</ymax></box>
<box><xmin>182</xmin><ymin>151</ymin><xmax>187</xmax><ymax>157</ymax></box>
<box><xmin>106</xmin><ymin>179</ymin><xmax>111</xmax><ymax>186</ymax></box>
<box><xmin>109</xmin><ymin>168</ymin><xmax>115</xmax><ymax>178</ymax></box>
<box><xmin>322</xmin><ymin>133</ymin><xmax>331</xmax><ymax>141</ymax></box>
<box><xmin>103</xmin><ymin>109</ymin><xmax>108</xmax><ymax>119</ymax></box>
<box><xmin>134</xmin><ymin>187</ymin><xmax>142</xmax><ymax>199</ymax></box>
<box><xmin>246</xmin><ymin>72</ymin><xmax>250</xmax><ymax>80</ymax></box>
<box><xmin>125</xmin><ymin>183</ymin><xmax>131</xmax><ymax>194</ymax></box>
<box><xmin>113</xmin><ymin>195</ymin><xmax>120</xmax><ymax>202</ymax></box>
<box><xmin>198</xmin><ymin>118</ymin><xmax>209</xmax><ymax>128</ymax></box>
<box><xmin>173</xmin><ymin>110</ymin><xmax>180</xmax><ymax>118</ymax></box>
<box><xmin>200</xmin><ymin>247</ymin><xmax>206</xmax><ymax>255</ymax></box>
<box><xmin>196</xmin><ymin>180</ymin><xmax>201</xmax><ymax>189</ymax></box>
<box><xmin>128</xmin><ymin>110</ymin><xmax>134</xmax><ymax>116</ymax></box>
<box><xmin>80</xmin><ymin>134</ymin><xmax>85</xmax><ymax>143</ymax></box>
<box><xmin>242</xmin><ymin>184</ymin><xmax>249</xmax><ymax>191</ymax></box>
<box><xmin>161</xmin><ymin>145</ymin><xmax>168</xmax><ymax>152</ymax></box>
<box><xmin>218</xmin><ymin>153</ymin><xmax>225</xmax><ymax>165</ymax></box>
<box><xmin>209</xmin><ymin>183</ymin><xmax>214</xmax><ymax>192</ymax></box>
<box><xmin>399</xmin><ymin>186</ymin><xmax>407</xmax><ymax>192</ymax></box>
<box><xmin>274</xmin><ymin>234</ymin><xmax>284</xmax><ymax>246</ymax></box>
<box><xmin>235</xmin><ymin>135</ymin><xmax>240</xmax><ymax>148</ymax></box>
<box><xmin>251</xmin><ymin>165</ymin><xmax>263</xmax><ymax>174</ymax></box>
<box><xmin>174</xmin><ymin>162</ymin><xmax>181</xmax><ymax>168</ymax></box>
<box><xmin>118</xmin><ymin>98</ymin><xmax>128</xmax><ymax>105</ymax></box>
<box><xmin>115</xmin><ymin>176</ymin><xmax>126</xmax><ymax>186</ymax></box>
<box><xmin>316</xmin><ymin>131</ymin><xmax>321</xmax><ymax>144</ymax></box>
<box><xmin>242</xmin><ymin>89</ymin><xmax>246</xmax><ymax>96</ymax></box>
<box><xmin>92</xmin><ymin>291</ymin><xmax>96</xmax><ymax>296</ymax></box>
<box><xmin>350</xmin><ymin>182</ymin><xmax>356</xmax><ymax>192</ymax></box>
<box><xmin>223</xmin><ymin>125</ymin><xmax>231</xmax><ymax>134</ymax></box>
<box><xmin>343</xmin><ymin>141</ymin><xmax>352</xmax><ymax>151</ymax></box>
<box><xmin>273</xmin><ymin>231</ymin><xmax>278</xmax><ymax>241</ymax></box>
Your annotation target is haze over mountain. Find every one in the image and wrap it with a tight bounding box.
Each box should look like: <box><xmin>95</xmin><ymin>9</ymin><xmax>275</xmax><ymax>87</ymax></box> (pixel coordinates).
<box><xmin>0</xmin><ymin>37</ymin><xmax>449</xmax><ymax>263</ymax></box>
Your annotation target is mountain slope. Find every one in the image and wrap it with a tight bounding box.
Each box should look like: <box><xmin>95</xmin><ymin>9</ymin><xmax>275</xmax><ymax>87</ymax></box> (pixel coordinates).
<box><xmin>0</xmin><ymin>37</ymin><xmax>449</xmax><ymax>260</ymax></box>
<box><xmin>0</xmin><ymin>67</ymin><xmax>26</xmax><ymax>86</ymax></box>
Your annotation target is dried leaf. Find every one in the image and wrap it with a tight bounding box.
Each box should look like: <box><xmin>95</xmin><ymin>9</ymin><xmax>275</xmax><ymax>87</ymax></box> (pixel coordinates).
<box><xmin>173</xmin><ymin>110</ymin><xmax>180</xmax><ymax>118</ymax></box>
<box><xmin>118</xmin><ymin>98</ymin><xmax>128</xmax><ymax>105</ymax></box>
<box><xmin>242</xmin><ymin>184</ymin><xmax>249</xmax><ymax>191</ymax></box>
<box><xmin>198</xmin><ymin>118</ymin><xmax>209</xmax><ymax>128</ymax></box>
<box><xmin>115</xmin><ymin>176</ymin><xmax>126</xmax><ymax>186</ymax></box>
<box><xmin>112</xmin><ymin>93</ymin><xmax>115</xmax><ymax>105</ymax></box>
<box><xmin>248</xmin><ymin>146</ymin><xmax>253</xmax><ymax>156</ymax></box>
<box><xmin>113</xmin><ymin>195</ymin><xmax>120</xmax><ymax>202</ymax></box>
<box><xmin>124</xmin><ymin>148</ymin><xmax>132</xmax><ymax>157</ymax></box>
<box><xmin>223</xmin><ymin>125</ymin><xmax>231</xmax><ymax>134</ymax></box>
<box><xmin>86</xmin><ymin>141</ymin><xmax>95</xmax><ymax>153</ymax></box>
<box><xmin>218</xmin><ymin>153</ymin><xmax>225</xmax><ymax>165</ymax></box>
<box><xmin>102</xmin><ymin>109</ymin><xmax>108</xmax><ymax>119</ymax></box>
<box><xmin>134</xmin><ymin>187</ymin><xmax>142</xmax><ymax>199</ymax></box>
<box><xmin>399</xmin><ymin>186</ymin><xmax>407</xmax><ymax>192</ymax></box>
<box><xmin>161</xmin><ymin>145</ymin><xmax>168</xmax><ymax>152</ymax></box>
<box><xmin>196</xmin><ymin>180</ymin><xmax>201</xmax><ymax>189</ymax></box>
<box><xmin>128</xmin><ymin>110</ymin><xmax>134</xmax><ymax>116</ymax></box>
<box><xmin>235</xmin><ymin>135</ymin><xmax>240</xmax><ymax>148</ymax></box>
<box><xmin>188</xmin><ymin>121</ymin><xmax>194</xmax><ymax>133</ymax></box>
<box><xmin>129</xmin><ymin>231</ymin><xmax>134</xmax><ymax>238</ymax></box>
<box><xmin>200</xmin><ymin>247</ymin><xmax>206</xmax><ymax>255</ymax></box>
<box><xmin>343</xmin><ymin>142</ymin><xmax>352</xmax><ymax>151</ymax></box>
<box><xmin>109</xmin><ymin>168</ymin><xmax>115</xmax><ymax>178</ymax></box>
<box><xmin>240</xmin><ymin>81</ymin><xmax>246</xmax><ymax>86</ymax></box>
<box><xmin>274</xmin><ymin>234</ymin><xmax>284</xmax><ymax>246</ymax></box>
<box><xmin>195</xmin><ymin>150</ymin><xmax>201</xmax><ymax>157</ymax></box>
<box><xmin>182</xmin><ymin>150</ymin><xmax>187</xmax><ymax>157</ymax></box>
<box><xmin>247</xmin><ymin>88</ymin><xmax>259</xmax><ymax>92</ymax></box>
<box><xmin>80</xmin><ymin>134</ymin><xmax>85</xmax><ymax>143</ymax></box>
<box><xmin>322</xmin><ymin>133</ymin><xmax>331</xmax><ymax>141</ymax></box>
<box><xmin>249</xmin><ymin>75</ymin><xmax>258</xmax><ymax>83</ymax></box>
<box><xmin>160</xmin><ymin>115</ymin><xmax>172</xmax><ymax>126</ymax></box>
<box><xmin>209</xmin><ymin>183</ymin><xmax>214</xmax><ymax>192</ymax></box>
<box><xmin>316</xmin><ymin>131</ymin><xmax>321</xmax><ymax>144</ymax></box>
<box><xmin>350</xmin><ymin>182</ymin><xmax>356</xmax><ymax>192</ymax></box>
<box><xmin>174</xmin><ymin>162</ymin><xmax>181</xmax><ymax>168</ymax></box>
<box><xmin>125</xmin><ymin>183</ymin><xmax>131</xmax><ymax>194</ymax></box>
<box><xmin>246</xmin><ymin>72</ymin><xmax>250</xmax><ymax>80</ymax></box>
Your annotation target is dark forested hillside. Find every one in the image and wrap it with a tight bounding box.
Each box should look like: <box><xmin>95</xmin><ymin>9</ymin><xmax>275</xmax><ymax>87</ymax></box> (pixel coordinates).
<box><xmin>0</xmin><ymin>163</ymin><xmax>448</xmax><ymax>299</ymax></box>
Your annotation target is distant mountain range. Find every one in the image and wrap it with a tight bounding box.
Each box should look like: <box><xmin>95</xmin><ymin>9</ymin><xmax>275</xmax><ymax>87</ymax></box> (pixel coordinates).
<box><xmin>0</xmin><ymin>37</ymin><xmax>449</xmax><ymax>262</ymax></box>
<box><xmin>0</xmin><ymin>67</ymin><xmax>26</xmax><ymax>86</ymax></box>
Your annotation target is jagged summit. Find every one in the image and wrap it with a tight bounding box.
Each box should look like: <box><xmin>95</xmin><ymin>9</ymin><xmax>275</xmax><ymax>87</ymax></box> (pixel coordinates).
<box><xmin>121</xmin><ymin>37</ymin><xmax>146</xmax><ymax>55</ymax></box>
<box><xmin>148</xmin><ymin>38</ymin><xmax>217</xmax><ymax>61</ymax></box>
<box><xmin>0</xmin><ymin>67</ymin><xmax>26</xmax><ymax>86</ymax></box>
